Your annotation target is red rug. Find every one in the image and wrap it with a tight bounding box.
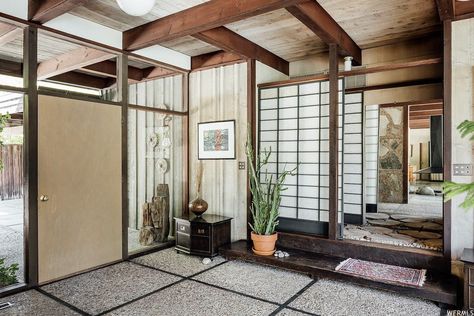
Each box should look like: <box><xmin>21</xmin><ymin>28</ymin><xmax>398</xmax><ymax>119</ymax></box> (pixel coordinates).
<box><xmin>335</xmin><ymin>258</ymin><xmax>426</xmax><ymax>287</ymax></box>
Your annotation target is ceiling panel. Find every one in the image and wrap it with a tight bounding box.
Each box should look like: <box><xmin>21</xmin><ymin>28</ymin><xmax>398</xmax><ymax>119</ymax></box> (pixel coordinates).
<box><xmin>69</xmin><ymin>0</ymin><xmax>210</xmax><ymax>32</ymax></box>
<box><xmin>160</xmin><ymin>36</ymin><xmax>220</xmax><ymax>57</ymax></box>
<box><xmin>227</xmin><ymin>9</ymin><xmax>327</xmax><ymax>62</ymax></box>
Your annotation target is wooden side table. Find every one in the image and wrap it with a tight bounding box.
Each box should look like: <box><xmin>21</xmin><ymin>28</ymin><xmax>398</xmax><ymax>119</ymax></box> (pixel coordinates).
<box><xmin>461</xmin><ymin>248</ymin><xmax>474</xmax><ymax>310</ymax></box>
<box><xmin>174</xmin><ymin>214</ymin><xmax>232</xmax><ymax>257</ymax></box>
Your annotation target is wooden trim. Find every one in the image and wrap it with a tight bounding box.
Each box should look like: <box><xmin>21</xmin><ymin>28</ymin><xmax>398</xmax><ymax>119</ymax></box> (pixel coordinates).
<box><xmin>286</xmin><ymin>1</ymin><xmax>361</xmax><ymax>65</ymax></box>
<box><xmin>191</xmin><ymin>51</ymin><xmax>244</xmax><ymax>72</ymax></box>
<box><xmin>193</xmin><ymin>27</ymin><xmax>289</xmax><ymax>75</ymax></box>
<box><xmin>122</xmin><ymin>0</ymin><xmax>307</xmax><ymax>51</ymax></box>
<box><xmin>435</xmin><ymin>0</ymin><xmax>455</xmax><ymax>21</ymax></box>
<box><xmin>128</xmin><ymin>104</ymin><xmax>188</xmax><ymax>117</ymax></box>
<box><xmin>47</xmin><ymin>71</ymin><xmax>113</xmax><ymax>89</ymax></box>
<box><xmin>23</xmin><ymin>25</ymin><xmax>39</xmax><ymax>287</ymax></box>
<box><xmin>28</xmin><ymin>0</ymin><xmax>88</xmax><ymax>23</ymax></box>
<box><xmin>345</xmin><ymin>78</ymin><xmax>442</xmax><ymax>93</ymax></box>
<box><xmin>247</xmin><ymin>59</ymin><xmax>256</xmax><ymax>240</ymax></box>
<box><xmin>258</xmin><ymin>57</ymin><xmax>442</xmax><ymax>88</ymax></box>
<box><xmin>117</xmin><ymin>54</ymin><xmax>128</xmax><ymax>260</ymax></box>
<box><xmin>328</xmin><ymin>44</ymin><xmax>338</xmax><ymax>240</ymax></box>
<box><xmin>82</xmin><ymin>60</ymin><xmax>143</xmax><ymax>82</ymax></box>
<box><xmin>443</xmin><ymin>20</ymin><xmax>452</xmax><ymax>260</ymax></box>
<box><xmin>377</xmin><ymin>99</ymin><xmax>444</xmax><ymax>108</ymax></box>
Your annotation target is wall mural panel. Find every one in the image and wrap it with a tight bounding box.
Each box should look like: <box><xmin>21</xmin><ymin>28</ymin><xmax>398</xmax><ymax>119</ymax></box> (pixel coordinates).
<box><xmin>378</xmin><ymin>106</ymin><xmax>407</xmax><ymax>203</ymax></box>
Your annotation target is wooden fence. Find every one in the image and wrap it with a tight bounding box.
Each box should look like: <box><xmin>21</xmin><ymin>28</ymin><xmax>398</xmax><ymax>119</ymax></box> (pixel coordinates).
<box><xmin>0</xmin><ymin>144</ymin><xmax>23</xmax><ymax>200</ymax></box>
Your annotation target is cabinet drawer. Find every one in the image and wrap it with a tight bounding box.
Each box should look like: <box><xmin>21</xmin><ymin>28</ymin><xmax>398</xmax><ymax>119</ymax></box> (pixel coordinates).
<box><xmin>176</xmin><ymin>221</ymin><xmax>190</xmax><ymax>235</ymax></box>
<box><xmin>469</xmin><ymin>267</ymin><xmax>474</xmax><ymax>286</ymax></box>
<box><xmin>176</xmin><ymin>232</ymin><xmax>190</xmax><ymax>249</ymax></box>
<box><xmin>191</xmin><ymin>223</ymin><xmax>210</xmax><ymax>237</ymax></box>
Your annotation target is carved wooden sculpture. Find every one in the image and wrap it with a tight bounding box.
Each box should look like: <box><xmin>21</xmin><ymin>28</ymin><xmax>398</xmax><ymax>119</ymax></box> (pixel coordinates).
<box><xmin>138</xmin><ymin>184</ymin><xmax>170</xmax><ymax>246</ymax></box>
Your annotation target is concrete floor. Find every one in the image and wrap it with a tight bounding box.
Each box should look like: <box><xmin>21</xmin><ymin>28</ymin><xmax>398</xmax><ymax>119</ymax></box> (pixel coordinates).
<box><xmin>0</xmin><ymin>199</ymin><xmax>23</xmax><ymax>283</ymax></box>
<box><xmin>0</xmin><ymin>247</ymin><xmax>442</xmax><ymax>316</ymax></box>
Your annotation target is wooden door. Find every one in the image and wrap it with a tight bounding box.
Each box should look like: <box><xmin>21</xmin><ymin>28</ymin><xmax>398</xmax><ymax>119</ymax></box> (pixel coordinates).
<box><xmin>38</xmin><ymin>95</ymin><xmax>122</xmax><ymax>283</ymax></box>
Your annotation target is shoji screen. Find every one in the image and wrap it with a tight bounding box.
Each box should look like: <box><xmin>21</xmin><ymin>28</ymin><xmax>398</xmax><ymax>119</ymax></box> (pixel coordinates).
<box><xmin>258</xmin><ymin>80</ymin><xmax>345</xmax><ymax>236</ymax></box>
<box><xmin>343</xmin><ymin>93</ymin><xmax>364</xmax><ymax>224</ymax></box>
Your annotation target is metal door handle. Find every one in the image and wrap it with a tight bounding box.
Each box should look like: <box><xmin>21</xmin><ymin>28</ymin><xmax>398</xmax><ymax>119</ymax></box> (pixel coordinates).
<box><xmin>40</xmin><ymin>195</ymin><xmax>49</xmax><ymax>202</ymax></box>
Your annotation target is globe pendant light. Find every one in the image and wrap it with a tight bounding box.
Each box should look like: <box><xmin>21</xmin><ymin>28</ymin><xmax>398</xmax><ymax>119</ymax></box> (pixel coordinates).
<box><xmin>116</xmin><ymin>0</ymin><xmax>156</xmax><ymax>16</ymax></box>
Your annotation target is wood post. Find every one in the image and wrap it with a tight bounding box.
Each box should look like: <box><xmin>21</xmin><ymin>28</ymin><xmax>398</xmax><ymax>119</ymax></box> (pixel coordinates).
<box><xmin>23</xmin><ymin>25</ymin><xmax>39</xmax><ymax>286</ymax></box>
<box><xmin>117</xmin><ymin>54</ymin><xmax>129</xmax><ymax>259</ymax></box>
<box><xmin>328</xmin><ymin>43</ymin><xmax>339</xmax><ymax>240</ymax></box>
<box><xmin>247</xmin><ymin>59</ymin><xmax>256</xmax><ymax>240</ymax></box>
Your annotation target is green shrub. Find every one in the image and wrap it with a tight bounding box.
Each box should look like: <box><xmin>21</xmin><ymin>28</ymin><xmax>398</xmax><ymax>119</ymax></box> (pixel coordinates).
<box><xmin>0</xmin><ymin>258</ymin><xmax>18</xmax><ymax>287</ymax></box>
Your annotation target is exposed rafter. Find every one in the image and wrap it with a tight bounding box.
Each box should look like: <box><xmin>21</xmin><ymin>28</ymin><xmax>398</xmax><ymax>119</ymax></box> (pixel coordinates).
<box><xmin>435</xmin><ymin>0</ymin><xmax>455</xmax><ymax>21</ymax></box>
<box><xmin>37</xmin><ymin>46</ymin><xmax>114</xmax><ymax>80</ymax></box>
<box><xmin>193</xmin><ymin>27</ymin><xmax>289</xmax><ymax>75</ymax></box>
<box><xmin>142</xmin><ymin>66</ymin><xmax>177</xmax><ymax>80</ymax></box>
<box><xmin>29</xmin><ymin>0</ymin><xmax>89</xmax><ymax>23</ymax></box>
<box><xmin>192</xmin><ymin>51</ymin><xmax>243</xmax><ymax>71</ymax></box>
<box><xmin>81</xmin><ymin>60</ymin><xmax>144</xmax><ymax>82</ymax></box>
<box><xmin>123</xmin><ymin>0</ymin><xmax>307</xmax><ymax>51</ymax></box>
<box><xmin>286</xmin><ymin>1</ymin><xmax>361</xmax><ymax>64</ymax></box>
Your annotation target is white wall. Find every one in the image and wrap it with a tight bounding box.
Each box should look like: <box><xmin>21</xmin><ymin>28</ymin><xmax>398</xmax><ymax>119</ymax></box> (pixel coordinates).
<box><xmin>451</xmin><ymin>18</ymin><xmax>474</xmax><ymax>259</ymax></box>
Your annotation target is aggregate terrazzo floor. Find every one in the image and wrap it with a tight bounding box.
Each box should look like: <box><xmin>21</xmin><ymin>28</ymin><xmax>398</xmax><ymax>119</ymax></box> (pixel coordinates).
<box><xmin>0</xmin><ymin>246</ymin><xmax>443</xmax><ymax>316</ymax></box>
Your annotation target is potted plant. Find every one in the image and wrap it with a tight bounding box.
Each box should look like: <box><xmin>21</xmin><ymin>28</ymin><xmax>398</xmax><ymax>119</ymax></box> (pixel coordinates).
<box><xmin>444</xmin><ymin>120</ymin><xmax>474</xmax><ymax>209</ymax></box>
<box><xmin>246</xmin><ymin>131</ymin><xmax>296</xmax><ymax>256</ymax></box>
<box><xmin>0</xmin><ymin>258</ymin><xmax>18</xmax><ymax>288</ymax></box>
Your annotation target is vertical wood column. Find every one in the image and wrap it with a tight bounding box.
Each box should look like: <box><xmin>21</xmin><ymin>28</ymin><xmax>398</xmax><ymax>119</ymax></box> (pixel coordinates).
<box><xmin>328</xmin><ymin>44</ymin><xmax>339</xmax><ymax>240</ymax></box>
<box><xmin>23</xmin><ymin>25</ymin><xmax>38</xmax><ymax>286</ymax></box>
<box><xmin>247</xmin><ymin>59</ymin><xmax>256</xmax><ymax>240</ymax></box>
<box><xmin>183</xmin><ymin>72</ymin><xmax>190</xmax><ymax>217</ymax></box>
<box><xmin>117</xmin><ymin>54</ymin><xmax>129</xmax><ymax>259</ymax></box>
<box><xmin>442</xmin><ymin>20</ymin><xmax>452</xmax><ymax>260</ymax></box>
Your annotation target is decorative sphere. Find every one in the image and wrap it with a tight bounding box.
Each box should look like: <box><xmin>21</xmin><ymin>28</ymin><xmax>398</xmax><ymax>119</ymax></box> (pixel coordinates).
<box><xmin>117</xmin><ymin>0</ymin><xmax>156</xmax><ymax>16</ymax></box>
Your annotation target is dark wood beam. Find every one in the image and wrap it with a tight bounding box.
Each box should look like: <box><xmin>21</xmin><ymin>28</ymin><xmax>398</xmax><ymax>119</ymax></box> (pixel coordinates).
<box><xmin>82</xmin><ymin>60</ymin><xmax>144</xmax><ymax>82</ymax></box>
<box><xmin>328</xmin><ymin>43</ymin><xmax>338</xmax><ymax>240</ymax></box>
<box><xmin>287</xmin><ymin>1</ymin><xmax>361</xmax><ymax>64</ymax></box>
<box><xmin>345</xmin><ymin>77</ymin><xmax>442</xmax><ymax>93</ymax></box>
<box><xmin>29</xmin><ymin>0</ymin><xmax>89</xmax><ymax>23</ymax></box>
<box><xmin>454</xmin><ymin>0</ymin><xmax>474</xmax><ymax>19</ymax></box>
<box><xmin>192</xmin><ymin>51</ymin><xmax>243</xmax><ymax>71</ymax></box>
<box><xmin>142</xmin><ymin>66</ymin><xmax>177</xmax><ymax>80</ymax></box>
<box><xmin>37</xmin><ymin>46</ymin><xmax>114</xmax><ymax>80</ymax></box>
<box><xmin>123</xmin><ymin>0</ymin><xmax>307</xmax><ymax>51</ymax></box>
<box><xmin>48</xmin><ymin>71</ymin><xmax>112</xmax><ymax>89</ymax></box>
<box><xmin>193</xmin><ymin>27</ymin><xmax>289</xmax><ymax>75</ymax></box>
<box><xmin>258</xmin><ymin>57</ymin><xmax>442</xmax><ymax>88</ymax></box>
<box><xmin>409</xmin><ymin>104</ymin><xmax>443</xmax><ymax>112</ymax></box>
<box><xmin>435</xmin><ymin>0</ymin><xmax>455</xmax><ymax>21</ymax></box>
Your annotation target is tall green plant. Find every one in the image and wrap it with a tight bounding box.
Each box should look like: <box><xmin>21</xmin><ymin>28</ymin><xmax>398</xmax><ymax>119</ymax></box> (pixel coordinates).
<box><xmin>0</xmin><ymin>113</ymin><xmax>10</xmax><ymax>171</ymax></box>
<box><xmin>0</xmin><ymin>258</ymin><xmax>18</xmax><ymax>287</ymax></box>
<box><xmin>443</xmin><ymin>120</ymin><xmax>474</xmax><ymax>210</ymax></box>
<box><xmin>246</xmin><ymin>131</ymin><xmax>296</xmax><ymax>235</ymax></box>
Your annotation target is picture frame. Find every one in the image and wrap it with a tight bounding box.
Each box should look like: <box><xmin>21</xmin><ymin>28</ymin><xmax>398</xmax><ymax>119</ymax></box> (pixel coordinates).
<box><xmin>198</xmin><ymin>120</ymin><xmax>236</xmax><ymax>160</ymax></box>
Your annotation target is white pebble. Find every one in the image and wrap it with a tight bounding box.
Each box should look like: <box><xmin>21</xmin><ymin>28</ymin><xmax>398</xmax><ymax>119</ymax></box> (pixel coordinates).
<box><xmin>278</xmin><ymin>253</ymin><xmax>285</xmax><ymax>258</ymax></box>
<box><xmin>283</xmin><ymin>252</ymin><xmax>290</xmax><ymax>257</ymax></box>
<box><xmin>202</xmin><ymin>258</ymin><xmax>212</xmax><ymax>265</ymax></box>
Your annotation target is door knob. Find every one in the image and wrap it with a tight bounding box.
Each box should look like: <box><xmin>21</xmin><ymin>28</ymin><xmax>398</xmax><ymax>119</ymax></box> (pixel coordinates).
<box><xmin>40</xmin><ymin>195</ymin><xmax>49</xmax><ymax>202</ymax></box>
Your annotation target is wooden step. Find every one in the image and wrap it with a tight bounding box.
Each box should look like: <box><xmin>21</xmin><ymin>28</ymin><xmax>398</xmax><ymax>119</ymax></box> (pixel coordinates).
<box><xmin>220</xmin><ymin>240</ymin><xmax>457</xmax><ymax>306</ymax></box>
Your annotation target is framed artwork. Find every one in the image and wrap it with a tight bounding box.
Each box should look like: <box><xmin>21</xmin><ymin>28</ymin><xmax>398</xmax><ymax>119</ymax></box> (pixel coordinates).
<box><xmin>198</xmin><ymin>120</ymin><xmax>236</xmax><ymax>160</ymax></box>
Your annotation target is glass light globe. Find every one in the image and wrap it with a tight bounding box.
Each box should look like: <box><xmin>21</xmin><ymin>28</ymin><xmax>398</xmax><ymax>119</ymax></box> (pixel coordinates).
<box><xmin>117</xmin><ymin>0</ymin><xmax>156</xmax><ymax>16</ymax></box>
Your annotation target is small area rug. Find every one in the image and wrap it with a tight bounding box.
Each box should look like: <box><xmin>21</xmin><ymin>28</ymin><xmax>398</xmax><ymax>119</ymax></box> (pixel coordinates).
<box><xmin>335</xmin><ymin>258</ymin><xmax>426</xmax><ymax>287</ymax></box>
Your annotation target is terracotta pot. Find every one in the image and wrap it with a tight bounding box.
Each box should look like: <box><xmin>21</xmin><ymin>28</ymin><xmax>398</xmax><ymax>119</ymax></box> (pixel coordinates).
<box><xmin>251</xmin><ymin>232</ymin><xmax>278</xmax><ymax>256</ymax></box>
<box><xmin>188</xmin><ymin>196</ymin><xmax>208</xmax><ymax>217</ymax></box>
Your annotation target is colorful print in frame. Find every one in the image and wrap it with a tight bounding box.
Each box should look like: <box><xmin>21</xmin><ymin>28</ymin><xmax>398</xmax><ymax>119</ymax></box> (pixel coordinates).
<box><xmin>198</xmin><ymin>120</ymin><xmax>236</xmax><ymax>160</ymax></box>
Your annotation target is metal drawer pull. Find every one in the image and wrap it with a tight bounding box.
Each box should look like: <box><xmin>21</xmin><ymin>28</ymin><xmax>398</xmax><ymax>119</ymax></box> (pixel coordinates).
<box><xmin>180</xmin><ymin>226</ymin><xmax>186</xmax><ymax>231</ymax></box>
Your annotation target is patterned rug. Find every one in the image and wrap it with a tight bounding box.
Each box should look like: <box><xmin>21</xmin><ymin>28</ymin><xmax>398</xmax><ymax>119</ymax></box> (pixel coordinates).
<box><xmin>335</xmin><ymin>258</ymin><xmax>426</xmax><ymax>287</ymax></box>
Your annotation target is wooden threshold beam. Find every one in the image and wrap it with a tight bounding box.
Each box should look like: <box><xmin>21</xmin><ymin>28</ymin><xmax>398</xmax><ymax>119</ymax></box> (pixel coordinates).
<box><xmin>191</xmin><ymin>51</ymin><xmax>243</xmax><ymax>72</ymax></box>
<box><xmin>123</xmin><ymin>0</ymin><xmax>307</xmax><ymax>51</ymax></box>
<box><xmin>29</xmin><ymin>0</ymin><xmax>89</xmax><ymax>23</ymax></box>
<box><xmin>287</xmin><ymin>1</ymin><xmax>361</xmax><ymax>65</ymax></box>
<box><xmin>37</xmin><ymin>46</ymin><xmax>115</xmax><ymax>80</ymax></box>
<box><xmin>258</xmin><ymin>57</ymin><xmax>442</xmax><ymax>88</ymax></box>
<box><xmin>193</xmin><ymin>27</ymin><xmax>289</xmax><ymax>75</ymax></box>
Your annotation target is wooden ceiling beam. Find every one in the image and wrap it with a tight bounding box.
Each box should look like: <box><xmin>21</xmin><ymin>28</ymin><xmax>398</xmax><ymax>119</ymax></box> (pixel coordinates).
<box><xmin>123</xmin><ymin>0</ymin><xmax>307</xmax><ymax>51</ymax></box>
<box><xmin>37</xmin><ymin>46</ymin><xmax>115</xmax><ymax>80</ymax></box>
<box><xmin>286</xmin><ymin>1</ymin><xmax>361</xmax><ymax>64</ymax></box>
<box><xmin>193</xmin><ymin>27</ymin><xmax>289</xmax><ymax>75</ymax></box>
<box><xmin>435</xmin><ymin>0</ymin><xmax>455</xmax><ymax>21</ymax></box>
<box><xmin>142</xmin><ymin>66</ymin><xmax>177</xmax><ymax>80</ymax></box>
<box><xmin>81</xmin><ymin>60</ymin><xmax>144</xmax><ymax>82</ymax></box>
<box><xmin>29</xmin><ymin>0</ymin><xmax>89</xmax><ymax>23</ymax></box>
<box><xmin>345</xmin><ymin>77</ymin><xmax>442</xmax><ymax>93</ymax></box>
<box><xmin>0</xmin><ymin>24</ymin><xmax>23</xmax><ymax>46</ymax></box>
<box><xmin>191</xmin><ymin>51</ymin><xmax>243</xmax><ymax>72</ymax></box>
